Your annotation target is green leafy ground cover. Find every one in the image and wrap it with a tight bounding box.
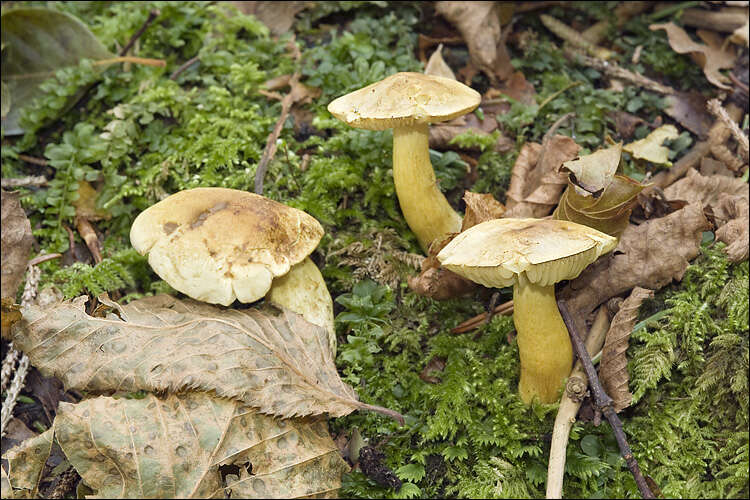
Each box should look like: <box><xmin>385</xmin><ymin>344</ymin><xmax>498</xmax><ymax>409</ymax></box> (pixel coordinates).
<box><xmin>2</xmin><ymin>1</ymin><xmax>748</xmax><ymax>498</ymax></box>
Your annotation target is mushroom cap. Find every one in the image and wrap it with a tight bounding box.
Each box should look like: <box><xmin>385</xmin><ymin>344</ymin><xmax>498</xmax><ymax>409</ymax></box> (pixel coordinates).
<box><xmin>130</xmin><ymin>188</ymin><xmax>324</xmax><ymax>306</ymax></box>
<box><xmin>436</xmin><ymin>218</ymin><xmax>618</xmax><ymax>288</ymax></box>
<box><xmin>327</xmin><ymin>72</ymin><xmax>481</xmax><ymax>131</ymax></box>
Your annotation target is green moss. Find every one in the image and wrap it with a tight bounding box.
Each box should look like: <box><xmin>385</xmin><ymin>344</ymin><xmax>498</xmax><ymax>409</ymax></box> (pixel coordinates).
<box><xmin>3</xmin><ymin>2</ymin><xmax>747</xmax><ymax>498</ymax></box>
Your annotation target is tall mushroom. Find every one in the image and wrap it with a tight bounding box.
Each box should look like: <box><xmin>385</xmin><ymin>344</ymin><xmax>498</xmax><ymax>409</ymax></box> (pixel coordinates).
<box><xmin>328</xmin><ymin>72</ymin><xmax>481</xmax><ymax>252</ymax></box>
<box><xmin>437</xmin><ymin>218</ymin><xmax>617</xmax><ymax>404</ymax></box>
<box><xmin>129</xmin><ymin>187</ymin><xmax>336</xmax><ymax>355</ymax></box>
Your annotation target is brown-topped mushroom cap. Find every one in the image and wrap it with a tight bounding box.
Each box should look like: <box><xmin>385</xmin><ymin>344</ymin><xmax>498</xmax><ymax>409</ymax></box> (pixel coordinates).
<box><xmin>130</xmin><ymin>188</ymin><xmax>323</xmax><ymax>306</ymax></box>
<box><xmin>327</xmin><ymin>72</ymin><xmax>481</xmax><ymax>131</ymax></box>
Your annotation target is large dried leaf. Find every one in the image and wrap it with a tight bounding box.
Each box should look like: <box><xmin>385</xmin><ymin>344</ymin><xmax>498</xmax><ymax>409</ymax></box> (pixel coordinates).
<box><xmin>623</xmin><ymin>124</ymin><xmax>679</xmax><ymax>166</ymax></box>
<box><xmin>663</xmin><ymin>167</ymin><xmax>748</xmax><ymax>209</ymax></box>
<box><xmin>599</xmin><ymin>287</ymin><xmax>654</xmax><ymax>413</ymax></box>
<box><xmin>560</xmin><ymin>203</ymin><xmax>711</xmax><ymax>335</ymax></box>
<box><xmin>504</xmin><ymin>135</ymin><xmax>580</xmax><ymax>218</ymax></box>
<box><xmin>650</xmin><ymin>22</ymin><xmax>735</xmax><ymax>90</ymax></box>
<box><xmin>3</xmin><ymin>426</ymin><xmax>54</xmax><ymax>499</ymax></box>
<box><xmin>53</xmin><ymin>392</ymin><xmax>348</xmax><ymax>498</ymax></box>
<box><xmin>435</xmin><ymin>1</ymin><xmax>513</xmax><ymax>83</ymax></box>
<box><xmin>10</xmin><ymin>295</ymin><xmax>399</xmax><ymax>422</ymax></box>
<box><xmin>1</xmin><ymin>190</ymin><xmax>34</xmax><ymax>299</ymax></box>
<box><xmin>664</xmin><ymin>91</ymin><xmax>713</xmax><ymax>138</ymax></box>
<box><xmin>1</xmin><ymin>8</ymin><xmax>113</xmax><ymax>135</ymax></box>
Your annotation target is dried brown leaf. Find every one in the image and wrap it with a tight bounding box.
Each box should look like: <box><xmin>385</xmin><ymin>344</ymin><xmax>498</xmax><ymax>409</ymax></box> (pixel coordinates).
<box><xmin>1</xmin><ymin>190</ymin><xmax>34</xmax><ymax>299</ymax></box>
<box><xmin>560</xmin><ymin>203</ymin><xmax>711</xmax><ymax>335</ymax></box>
<box><xmin>714</xmin><ymin>193</ymin><xmax>749</xmax><ymax>262</ymax></box>
<box><xmin>461</xmin><ymin>191</ymin><xmax>506</xmax><ymax>230</ymax></box>
<box><xmin>424</xmin><ymin>44</ymin><xmax>456</xmax><ymax>80</ymax></box>
<box><xmin>10</xmin><ymin>295</ymin><xmax>400</xmax><ymax>422</ymax></box>
<box><xmin>52</xmin><ymin>392</ymin><xmax>348</xmax><ymax>498</ymax></box>
<box><xmin>599</xmin><ymin>287</ymin><xmax>654</xmax><ymax>413</ymax></box>
<box><xmin>664</xmin><ymin>91</ymin><xmax>713</xmax><ymax>138</ymax></box>
<box><xmin>561</xmin><ymin>143</ymin><xmax>621</xmax><ymax>195</ymax></box>
<box><xmin>663</xmin><ymin>168</ymin><xmax>748</xmax><ymax>209</ymax></box>
<box><xmin>3</xmin><ymin>426</ymin><xmax>54</xmax><ymax>499</ymax></box>
<box><xmin>504</xmin><ymin>135</ymin><xmax>580</xmax><ymax>218</ymax></box>
<box><xmin>71</xmin><ymin>180</ymin><xmax>109</xmax><ymax>221</ymax></box>
<box><xmin>419</xmin><ymin>356</ymin><xmax>446</xmax><ymax>384</ymax></box>
<box><xmin>650</xmin><ymin>22</ymin><xmax>736</xmax><ymax>90</ymax></box>
<box><xmin>233</xmin><ymin>1</ymin><xmax>309</xmax><ymax>36</ymax></box>
<box><xmin>435</xmin><ymin>1</ymin><xmax>513</xmax><ymax>84</ymax></box>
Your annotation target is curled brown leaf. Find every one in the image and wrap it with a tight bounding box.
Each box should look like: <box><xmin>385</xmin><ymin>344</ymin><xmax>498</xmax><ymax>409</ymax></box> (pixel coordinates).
<box><xmin>1</xmin><ymin>190</ymin><xmax>34</xmax><ymax>300</ymax></box>
<box><xmin>599</xmin><ymin>287</ymin><xmax>654</xmax><ymax>413</ymax></box>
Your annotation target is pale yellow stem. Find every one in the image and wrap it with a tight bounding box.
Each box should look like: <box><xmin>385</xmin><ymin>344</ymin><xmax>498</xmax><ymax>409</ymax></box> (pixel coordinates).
<box><xmin>513</xmin><ymin>274</ymin><xmax>573</xmax><ymax>404</ymax></box>
<box><xmin>392</xmin><ymin>123</ymin><xmax>462</xmax><ymax>252</ymax></box>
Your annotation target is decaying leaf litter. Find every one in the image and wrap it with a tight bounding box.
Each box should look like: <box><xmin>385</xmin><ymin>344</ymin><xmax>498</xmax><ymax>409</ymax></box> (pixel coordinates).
<box><xmin>1</xmin><ymin>1</ymin><xmax>748</xmax><ymax>499</ymax></box>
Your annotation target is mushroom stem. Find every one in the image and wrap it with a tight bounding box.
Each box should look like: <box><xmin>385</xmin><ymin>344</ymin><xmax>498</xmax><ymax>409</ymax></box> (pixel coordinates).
<box><xmin>513</xmin><ymin>274</ymin><xmax>573</xmax><ymax>404</ymax></box>
<box><xmin>266</xmin><ymin>257</ymin><xmax>336</xmax><ymax>356</ymax></box>
<box><xmin>392</xmin><ymin>123</ymin><xmax>462</xmax><ymax>252</ymax></box>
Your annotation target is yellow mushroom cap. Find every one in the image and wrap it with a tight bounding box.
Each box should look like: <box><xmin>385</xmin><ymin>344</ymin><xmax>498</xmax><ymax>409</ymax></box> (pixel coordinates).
<box><xmin>130</xmin><ymin>188</ymin><xmax>323</xmax><ymax>306</ymax></box>
<box><xmin>436</xmin><ymin>218</ymin><xmax>618</xmax><ymax>288</ymax></box>
<box><xmin>327</xmin><ymin>72</ymin><xmax>481</xmax><ymax>131</ymax></box>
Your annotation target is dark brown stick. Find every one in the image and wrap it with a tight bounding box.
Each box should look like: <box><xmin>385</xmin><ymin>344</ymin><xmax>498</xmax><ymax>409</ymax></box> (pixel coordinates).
<box><xmin>170</xmin><ymin>56</ymin><xmax>200</xmax><ymax>81</ymax></box>
<box><xmin>451</xmin><ymin>299</ymin><xmax>514</xmax><ymax>333</ymax></box>
<box><xmin>17</xmin><ymin>154</ymin><xmax>49</xmax><ymax>167</ymax></box>
<box><xmin>557</xmin><ymin>300</ymin><xmax>655</xmax><ymax>499</ymax></box>
<box><xmin>120</xmin><ymin>9</ymin><xmax>160</xmax><ymax>56</ymax></box>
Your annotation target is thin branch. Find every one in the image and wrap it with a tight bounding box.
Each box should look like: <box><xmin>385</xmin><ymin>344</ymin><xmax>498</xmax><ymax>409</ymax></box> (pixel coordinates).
<box><xmin>547</xmin><ymin>306</ymin><xmax>610</xmax><ymax>498</ymax></box>
<box><xmin>1</xmin><ymin>175</ymin><xmax>48</xmax><ymax>188</ymax></box>
<box><xmin>119</xmin><ymin>9</ymin><xmax>160</xmax><ymax>56</ymax></box>
<box><xmin>17</xmin><ymin>154</ymin><xmax>48</xmax><ymax>167</ymax></box>
<box><xmin>565</xmin><ymin>49</ymin><xmax>676</xmax><ymax>95</ymax></box>
<box><xmin>451</xmin><ymin>299</ymin><xmax>514</xmax><ymax>333</ymax></box>
<box><xmin>707</xmin><ymin>98</ymin><xmax>749</xmax><ymax>162</ymax></box>
<box><xmin>170</xmin><ymin>56</ymin><xmax>200</xmax><ymax>81</ymax></box>
<box><xmin>254</xmin><ymin>71</ymin><xmax>300</xmax><ymax>195</ymax></box>
<box><xmin>557</xmin><ymin>300</ymin><xmax>655</xmax><ymax>499</ymax></box>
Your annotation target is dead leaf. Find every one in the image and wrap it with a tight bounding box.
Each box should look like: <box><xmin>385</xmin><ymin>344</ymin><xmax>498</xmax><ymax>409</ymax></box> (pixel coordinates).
<box><xmin>599</xmin><ymin>287</ymin><xmax>654</xmax><ymax>413</ymax></box>
<box><xmin>424</xmin><ymin>44</ymin><xmax>457</xmax><ymax>80</ymax></box>
<box><xmin>2</xmin><ymin>297</ymin><xmax>22</xmax><ymax>339</ymax></box>
<box><xmin>3</xmin><ymin>426</ymin><xmax>54</xmax><ymax>499</ymax></box>
<box><xmin>663</xmin><ymin>167</ymin><xmax>748</xmax><ymax>209</ymax></box>
<box><xmin>730</xmin><ymin>20</ymin><xmax>749</xmax><ymax>46</ymax></box>
<box><xmin>461</xmin><ymin>191</ymin><xmax>506</xmax><ymax>230</ymax></box>
<box><xmin>561</xmin><ymin>143</ymin><xmax>622</xmax><ymax>196</ymax></box>
<box><xmin>435</xmin><ymin>1</ymin><xmax>513</xmax><ymax>84</ymax></box>
<box><xmin>664</xmin><ymin>91</ymin><xmax>713</xmax><ymax>138</ymax></box>
<box><xmin>623</xmin><ymin>124</ymin><xmax>680</xmax><ymax>166</ymax></box>
<box><xmin>608</xmin><ymin>110</ymin><xmax>647</xmax><ymax>139</ymax></box>
<box><xmin>495</xmin><ymin>71</ymin><xmax>537</xmax><ymax>105</ymax></box>
<box><xmin>650</xmin><ymin>22</ymin><xmax>736</xmax><ymax>90</ymax></box>
<box><xmin>419</xmin><ymin>356</ymin><xmax>447</xmax><ymax>384</ymax></box>
<box><xmin>559</xmin><ymin>203</ymin><xmax>711</xmax><ymax>335</ymax></box>
<box><xmin>71</xmin><ymin>180</ymin><xmax>109</xmax><ymax>221</ymax></box>
<box><xmin>50</xmin><ymin>393</ymin><xmax>348</xmax><ymax>498</ymax></box>
<box><xmin>10</xmin><ymin>295</ymin><xmax>401</xmax><ymax>423</ymax></box>
<box><xmin>714</xmin><ymin>193</ymin><xmax>749</xmax><ymax>262</ymax></box>
<box><xmin>504</xmin><ymin>135</ymin><xmax>580</xmax><ymax>218</ymax></box>
<box><xmin>699</xmin><ymin>156</ymin><xmax>735</xmax><ymax>177</ymax></box>
<box><xmin>1</xmin><ymin>190</ymin><xmax>34</xmax><ymax>299</ymax></box>
<box><xmin>233</xmin><ymin>1</ymin><xmax>309</xmax><ymax>36</ymax></box>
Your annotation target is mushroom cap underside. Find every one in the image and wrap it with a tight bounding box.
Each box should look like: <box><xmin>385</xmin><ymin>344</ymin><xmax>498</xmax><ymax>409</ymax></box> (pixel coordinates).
<box><xmin>327</xmin><ymin>72</ymin><xmax>481</xmax><ymax>130</ymax></box>
<box><xmin>130</xmin><ymin>187</ymin><xmax>324</xmax><ymax>306</ymax></box>
<box><xmin>436</xmin><ymin>218</ymin><xmax>618</xmax><ymax>288</ymax></box>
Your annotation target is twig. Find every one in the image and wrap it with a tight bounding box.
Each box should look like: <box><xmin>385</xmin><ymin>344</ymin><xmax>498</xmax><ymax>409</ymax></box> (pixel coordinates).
<box><xmin>452</xmin><ymin>299</ymin><xmax>514</xmax><ymax>333</ymax></box>
<box><xmin>94</xmin><ymin>56</ymin><xmax>165</xmax><ymax>68</ymax></box>
<box><xmin>119</xmin><ymin>9</ymin><xmax>160</xmax><ymax>56</ymax></box>
<box><xmin>17</xmin><ymin>154</ymin><xmax>49</xmax><ymax>167</ymax></box>
<box><xmin>547</xmin><ymin>306</ymin><xmax>610</xmax><ymax>498</ymax></box>
<box><xmin>557</xmin><ymin>300</ymin><xmax>655</xmax><ymax>499</ymax></box>
<box><xmin>540</xmin><ymin>14</ymin><xmax>614</xmax><ymax>60</ymax></box>
<box><xmin>707</xmin><ymin>98</ymin><xmax>749</xmax><ymax>162</ymax></box>
<box><xmin>565</xmin><ymin>50</ymin><xmax>676</xmax><ymax>95</ymax></box>
<box><xmin>28</xmin><ymin>253</ymin><xmax>62</xmax><ymax>267</ymax></box>
<box><xmin>1</xmin><ymin>175</ymin><xmax>48</xmax><ymax>188</ymax></box>
<box><xmin>728</xmin><ymin>72</ymin><xmax>748</xmax><ymax>95</ymax></box>
<box><xmin>170</xmin><ymin>56</ymin><xmax>200</xmax><ymax>81</ymax></box>
<box><xmin>254</xmin><ymin>71</ymin><xmax>300</xmax><ymax>195</ymax></box>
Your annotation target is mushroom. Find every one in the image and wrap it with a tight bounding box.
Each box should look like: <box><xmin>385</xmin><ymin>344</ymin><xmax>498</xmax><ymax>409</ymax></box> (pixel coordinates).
<box><xmin>129</xmin><ymin>187</ymin><xmax>336</xmax><ymax>354</ymax></box>
<box><xmin>327</xmin><ymin>72</ymin><xmax>481</xmax><ymax>252</ymax></box>
<box><xmin>436</xmin><ymin>218</ymin><xmax>617</xmax><ymax>404</ymax></box>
